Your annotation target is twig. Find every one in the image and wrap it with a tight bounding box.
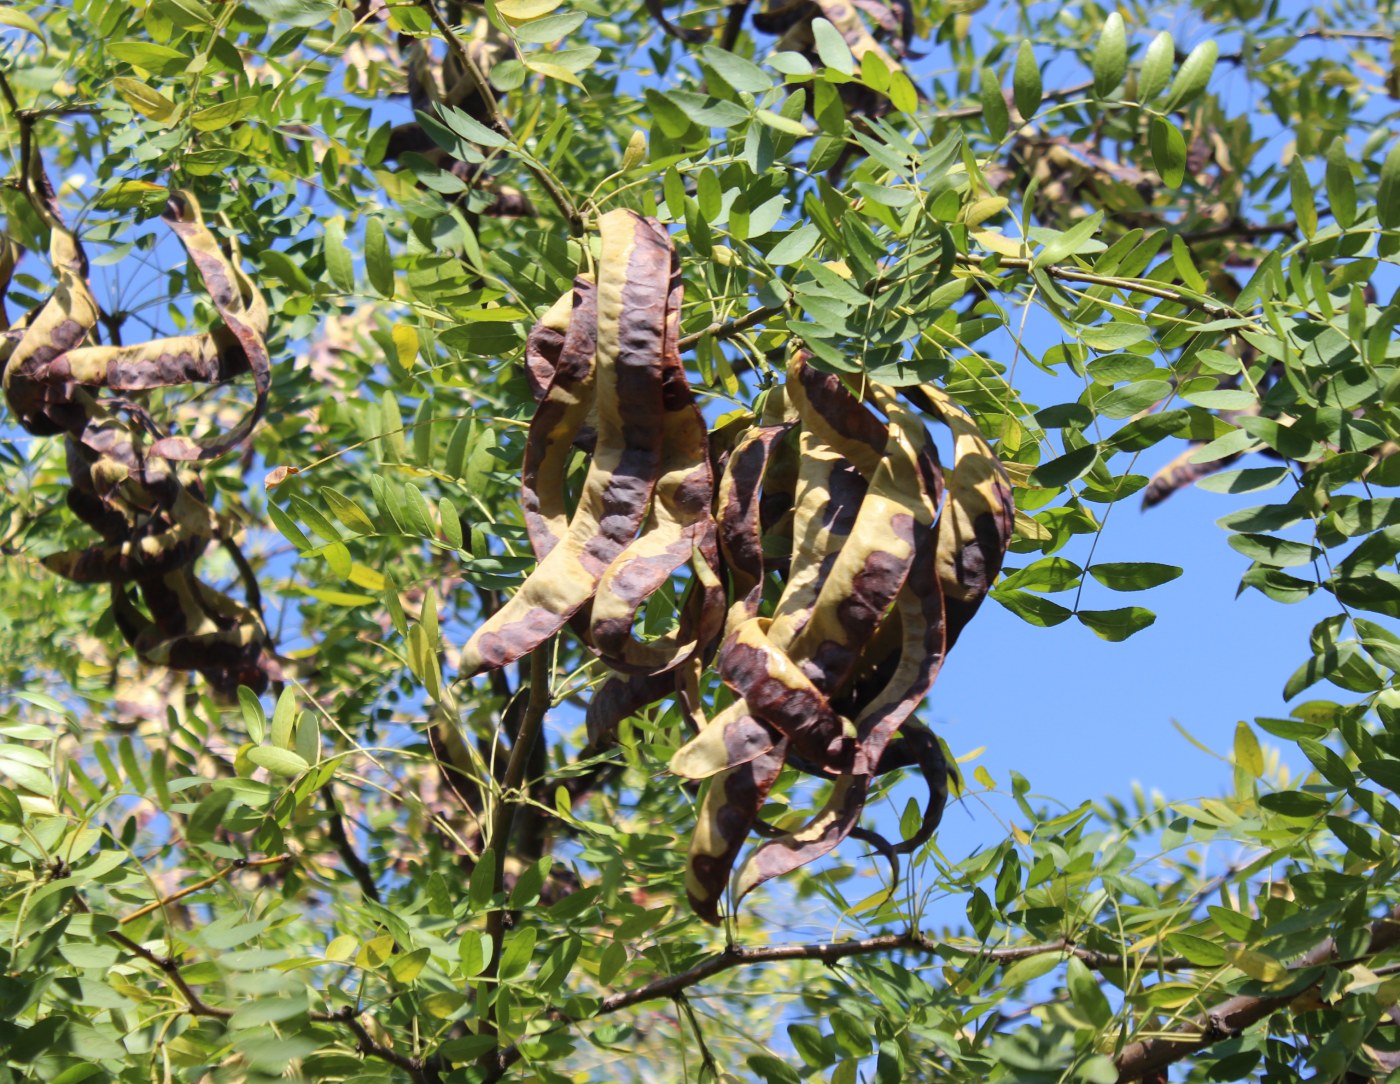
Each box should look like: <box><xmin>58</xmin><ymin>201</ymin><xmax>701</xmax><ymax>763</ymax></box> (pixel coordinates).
<box><xmin>678</xmin><ymin>304</ymin><xmax>785</xmax><ymax>351</ymax></box>
<box><xmin>416</xmin><ymin>0</ymin><xmax>582</xmax><ymax>235</ymax></box>
<box><xmin>322</xmin><ymin>784</ymin><xmax>382</xmax><ymax>903</ymax></box>
<box><xmin>478</xmin><ymin>639</ymin><xmax>553</xmax><ymax>1076</ymax></box>
<box><xmin>1115</xmin><ymin>903</ymin><xmax>1400</xmax><ymax>1082</ymax></box>
<box><xmin>957</xmin><ymin>253</ymin><xmax>1243</xmax><ymax>318</ymax></box>
<box><xmin>483</xmin><ymin>932</ymin><xmax>1195</xmax><ymax>1074</ymax></box>
<box><xmin>118</xmin><ymin>853</ymin><xmax>292</xmax><ymax>925</ymax></box>
<box><xmin>1180</xmin><ymin>216</ymin><xmax>1301</xmax><ymax>244</ymax></box>
<box><xmin>61</xmin><ymin>857</ymin><xmax>429</xmax><ymax>1080</ymax></box>
<box><xmin>932</xmin><ymin>78</ymin><xmax>1093</xmax><ymax>121</ymax></box>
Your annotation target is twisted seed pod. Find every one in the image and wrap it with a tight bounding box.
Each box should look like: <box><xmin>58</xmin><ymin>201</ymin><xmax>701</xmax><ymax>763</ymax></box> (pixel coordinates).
<box><xmin>461</xmin><ymin>208</ymin><xmax>721</xmax><ymax>681</ymax></box>
<box><xmin>1</xmin><ymin>177</ymin><xmax>277</xmax><ymax>695</ymax></box>
<box><xmin>473</xmin><ymin>218</ymin><xmax>1013</xmax><ymax>924</ymax></box>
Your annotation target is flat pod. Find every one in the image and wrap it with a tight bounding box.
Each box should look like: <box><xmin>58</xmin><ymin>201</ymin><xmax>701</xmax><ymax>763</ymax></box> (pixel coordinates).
<box><xmin>462</xmin><ymin>208</ymin><xmax>697</xmax><ymax>675</ymax></box>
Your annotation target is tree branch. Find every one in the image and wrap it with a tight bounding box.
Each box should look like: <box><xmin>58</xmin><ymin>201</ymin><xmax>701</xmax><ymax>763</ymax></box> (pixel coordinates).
<box><xmin>417</xmin><ymin>0</ymin><xmax>582</xmax><ymax>235</ymax></box>
<box><xmin>678</xmin><ymin>305</ymin><xmax>785</xmax><ymax>351</ymax></box>
<box><xmin>478</xmin><ymin>640</ymin><xmax>553</xmax><ymax>1074</ymax></box>
<box><xmin>322</xmin><ymin>784</ymin><xmax>382</xmax><ymax>903</ymax></box>
<box><xmin>483</xmin><ymin>932</ymin><xmax>1193</xmax><ymax>1075</ymax></box>
<box><xmin>64</xmin><ymin>858</ymin><xmax>429</xmax><ymax>1081</ymax></box>
<box><xmin>1114</xmin><ymin>903</ymin><xmax>1400</xmax><ymax>1082</ymax></box>
<box><xmin>118</xmin><ymin>853</ymin><xmax>293</xmax><ymax>925</ymax></box>
<box><xmin>957</xmin><ymin>253</ymin><xmax>1243</xmax><ymax>318</ymax></box>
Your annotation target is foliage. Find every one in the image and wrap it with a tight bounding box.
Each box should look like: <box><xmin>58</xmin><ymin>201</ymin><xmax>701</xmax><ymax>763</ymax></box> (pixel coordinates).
<box><xmin>1</xmin><ymin>0</ymin><xmax>1400</xmax><ymax>1080</ymax></box>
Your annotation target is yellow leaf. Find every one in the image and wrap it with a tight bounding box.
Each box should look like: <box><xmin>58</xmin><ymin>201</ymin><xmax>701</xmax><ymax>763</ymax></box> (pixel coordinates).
<box><xmin>972</xmin><ymin>228</ymin><xmax>1028</xmax><ymax>258</ymax></box>
<box><xmin>1227</xmin><ymin>945</ymin><xmax>1286</xmax><ymax>983</ymax></box>
<box><xmin>1234</xmin><ymin>721</ymin><xmax>1264</xmax><ymax>777</ymax></box>
<box><xmin>357</xmin><ymin>933</ymin><xmax>395</xmax><ymax>968</ymax></box>
<box><xmin>325</xmin><ymin>935</ymin><xmax>358</xmax><ymax>962</ymax></box>
<box><xmin>1011</xmin><ymin>823</ymin><xmax>1031</xmax><ymax>846</ymax></box>
<box><xmin>348</xmin><ymin>564</ymin><xmax>386</xmax><ymax>591</ymax></box>
<box><xmin>496</xmin><ymin>0</ymin><xmax>563</xmax><ymax>20</ymax></box>
<box><xmin>621</xmin><ymin>129</ymin><xmax>647</xmax><ymax>171</ymax></box>
<box><xmin>0</xmin><ymin>7</ymin><xmax>46</xmax><ymax>48</ymax></box>
<box><xmin>963</xmin><ymin>196</ymin><xmax>1008</xmax><ymax>228</ymax></box>
<box><xmin>114</xmin><ymin>76</ymin><xmax>175</xmax><ymax>121</ymax></box>
<box><xmin>391</xmin><ymin>324</ymin><xmax>418</xmax><ymax>370</ymax></box>
<box><xmin>525</xmin><ymin>59</ymin><xmax>585</xmax><ymax>88</ymax></box>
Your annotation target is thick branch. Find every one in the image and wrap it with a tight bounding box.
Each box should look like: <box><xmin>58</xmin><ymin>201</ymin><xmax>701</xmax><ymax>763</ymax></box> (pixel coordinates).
<box><xmin>1114</xmin><ymin>903</ymin><xmax>1400</xmax><ymax>1082</ymax></box>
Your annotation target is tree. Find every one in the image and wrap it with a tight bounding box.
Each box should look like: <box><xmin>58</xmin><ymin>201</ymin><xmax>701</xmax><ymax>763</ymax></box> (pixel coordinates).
<box><xmin>0</xmin><ymin>0</ymin><xmax>1398</xmax><ymax>1079</ymax></box>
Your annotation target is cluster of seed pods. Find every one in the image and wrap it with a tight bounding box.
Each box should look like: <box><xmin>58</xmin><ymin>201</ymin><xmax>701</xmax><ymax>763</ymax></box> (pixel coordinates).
<box><xmin>1</xmin><ymin>164</ymin><xmax>278</xmax><ymax>695</ymax></box>
<box><xmin>465</xmin><ymin>208</ymin><xmax>1014</xmax><ymax>922</ymax></box>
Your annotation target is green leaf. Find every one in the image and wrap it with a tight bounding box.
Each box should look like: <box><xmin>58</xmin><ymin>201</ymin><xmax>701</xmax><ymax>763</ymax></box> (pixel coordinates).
<box><xmin>186</xmin><ymin>789</ymin><xmax>233</xmax><ymax>844</ymax></box>
<box><xmin>993</xmin><ymin>589</ymin><xmax>1073</xmax><ymax>627</ymax></box>
<box><xmin>247</xmin><ymin>746</ymin><xmax>309</xmax><ymax>777</ymax></box>
<box><xmin>1138</xmin><ymin>31</ymin><xmax>1174</xmax><ymax>101</ymax></box>
<box><xmin>1029</xmin><ymin>444</ymin><xmax>1098</xmax><ymax>486</ymax></box>
<box><xmin>1066</xmin><ymin>956</ymin><xmax>1113</xmax><ymax>1027</ymax></box>
<box><xmin>1095</xmin><ymin>380</ymin><xmax>1172</xmax><ymax>419</ymax></box>
<box><xmin>365</xmin><ymin>218</ymin><xmax>394</xmax><ymax>297</ymax></box>
<box><xmin>272</xmin><ymin>687</ymin><xmax>297</xmax><ymax>749</ymax></box>
<box><xmin>1034</xmin><ymin>210</ymin><xmax>1103</xmax><ymax>268</ymax></box>
<box><xmin>438</xmin><ymin>104</ymin><xmax>507</xmax><ymax>148</ymax></box>
<box><xmin>0</xmin><ymin>7</ymin><xmax>46</xmax><ymax>46</ymax></box>
<box><xmin>1196</xmin><ymin>466</ymin><xmax>1291</xmax><ymax>495</ymax></box>
<box><xmin>498</xmin><ymin>926</ymin><xmax>537</xmax><ymax>981</ymax></box>
<box><xmin>1163</xmin><ymin>933</ymin><xmax>1226</xmax><ymax>966</ymax></box>
<box><xmin>1077</xmin><ymin>607</ymin><xmax>1156</xmax><ymax>641</ymax></box>
<box><xmin>237</xmin><ymin>686</ymin><xmax>266</xmax><ymax>744</ymax></box>
<box><xmin>113</xmin><ymin>77</ymin><xmax>175</xmax><ymax>121</ymax></box>
<box><xmin>1092</xmin><ymin>13</ymin><xmax>1127</xmax><ymax>98</ymax></box>
<box><xmin>189</xmin><ymin>97</ymin><xmax>254</xmax><ymax>132</ymax></box>
<box><xmin>702</xmin><ymin>45</ymin><xmax>771</xmax><ymax>94</ymax></box>
<box><xmin>1227</xmin><ymin>533</ymin><xmax>1320</xmax><ymax>568</ymax></box>
<box><xmin>1379</xmin><ymin>138</ymin><xmax>1400</xmax><ymax>230</ymax></box>
<box><xmin>496</xmin><ymin>0</ymin><xmax>563</xmax><ymax>20</ymax></box>
<box><xmin>470</xmin><ymin>848</ymin><xmax>497</xmax><ymax>910</ymax></box>
<box><xmin>1013</xmin><ymin>41</ymin><xmax>1041</xmax><ymax>120</ymax></box>
<box><xmin>979</xmin><ymin>66</ymin><xmax>1008</xmax><ymax>141</ymax></box>
<box><xmin>766</xmin><ymin>223</ymin><xmax>821</xmax><ymax>265</ymax></box>
<box><xmin>1150</xmin><ymin>117</ymin><xmax>1186</xmax><ymax>188</ymax></box>
<box><xmin>1259</xmin><ymin>790</ymin><xmax>1330</xmax><ymax>817</ymax></box>
<box><xmin>1087</xmin><ymin>562</ymin><xmax>1182</xmax><ymax>591</ymax></box>
<box><xmin>1234</xmin><ymin>721</ymin><xmax>1264</xmax><ymax>776</ymax></box>
<box><xmin>998</xmin><ymin>557</ymin><xmax>1082</xmax><ymax>593</ymax></box>
<box><xmin>1325</xmin><ymin>139</ymin><xmax>1357</xmax><ymax>229</ymax></box>
<box><xmin>108</xmin><ymin>41</ymin><xmax>191</xmax><ymax>77</ymax></box>
<box><xmin>811</xmin><ymin>18</ymin><xmax>854</xmax><ymax>75</ymax></box>
<box><xmin>321</xmin><ymin>487</ymin><xmax>376</xmax><ymax>534</ymax></box>
<box><xmin>1002</xmin><ymin>952</ymin><xmax>1060</xmax><ymax>987</ymax></box>
<box><xmin>1165</xmin><ymin>40</ymin><xmax>1217</xmax><ymax>110</ymax></box>
<box><xmin>323</xmin><ymin>218</ymin><xmax>354</xmax><ymax>293</ymax></box>
<box><xmin>513</xmin><ymin>9</ymin><xmax>585</xmax><ymax>41</ymax></box>
<box><xmin>1081</xmin><ymin>321</ymin><xmax>1151</xmax><ymax>351</ymax></box>
<box><xmin>1289</xmin><ymin>157</ymin><xmax>1317</xmax><ymax>239</ymax></box>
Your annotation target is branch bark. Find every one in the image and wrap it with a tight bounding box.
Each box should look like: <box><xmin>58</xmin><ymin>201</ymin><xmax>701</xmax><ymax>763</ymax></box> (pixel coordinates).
<box><xmin>1114</xmin><ymin>904</ymin><xmax>1400</xmax><ymax>1082</ymax></box>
